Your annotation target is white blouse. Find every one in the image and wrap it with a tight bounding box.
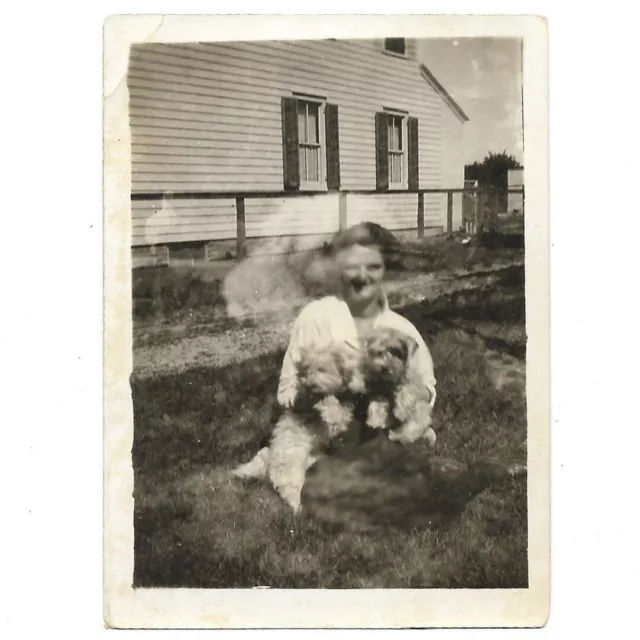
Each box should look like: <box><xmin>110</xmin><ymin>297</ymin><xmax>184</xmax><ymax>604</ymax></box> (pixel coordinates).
<box><xmin>276</xmin><ymin>294</ymin><xmax>437</xmax><ymax>409</ymax></box>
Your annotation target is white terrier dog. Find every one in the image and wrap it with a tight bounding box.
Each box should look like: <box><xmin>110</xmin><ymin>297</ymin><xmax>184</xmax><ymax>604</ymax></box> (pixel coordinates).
<box><xmin>232</xmin><ymin>341</ymin><xmax>365</xmax><ymax>512</ymax></box>
<box><xmin>361</xmin><ymin>327</ymin><xmax>436</xmax><ymax>446</ymax></box>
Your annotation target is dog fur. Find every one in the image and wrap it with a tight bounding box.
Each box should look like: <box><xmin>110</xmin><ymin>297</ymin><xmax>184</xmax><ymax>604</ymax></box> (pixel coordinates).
<box><xmin>361</xmin><ymin>327</ymin><xmax>436</xmax><ymax>446</ymax></box>
<box><xmin>232</xmin><ymin>341</ymin><xmax>364</xmax><ymax>512</ymax></box>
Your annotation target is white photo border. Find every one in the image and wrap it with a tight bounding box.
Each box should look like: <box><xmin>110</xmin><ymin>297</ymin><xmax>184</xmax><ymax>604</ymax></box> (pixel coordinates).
<box><xmin>103</xmin><ymin>14</ymin><xmax>549</xmax><ymax>629</ymax></box>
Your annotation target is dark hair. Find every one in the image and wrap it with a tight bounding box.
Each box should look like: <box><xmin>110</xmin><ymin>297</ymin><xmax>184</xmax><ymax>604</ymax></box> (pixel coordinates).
<box><xmin>327</xmin><ymin>222</ymin><xmax>399</xmax><ymax>266</ymax></box>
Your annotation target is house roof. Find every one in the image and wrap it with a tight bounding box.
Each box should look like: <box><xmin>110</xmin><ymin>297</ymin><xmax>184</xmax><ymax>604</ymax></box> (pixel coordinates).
<box><xmin>418</xmin><ymin>63</ymin><xmax>469</xmax><ymax>123</ymax></box>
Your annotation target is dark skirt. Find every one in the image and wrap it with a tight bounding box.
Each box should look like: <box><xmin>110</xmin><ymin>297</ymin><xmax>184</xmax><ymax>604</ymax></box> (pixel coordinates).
<box><xmin>325</xmin><ymin>396</ymin><xmax>378</xmax><ymax>453</ymax></box>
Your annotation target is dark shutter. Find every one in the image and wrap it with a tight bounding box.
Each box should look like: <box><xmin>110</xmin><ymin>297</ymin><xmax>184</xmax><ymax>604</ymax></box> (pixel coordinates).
<box><xmin>325</xmin><ymin>103</ymin><xmax>341</xmax><ymax>191</ymax></box>
<box><xmin>281</xmin><ymin>97</ymin><xmax>299</xmax><ymax>190</ymax></box>
<box><xmin>407</xmin><ymin>116</ymin><xmax>419</xmax><ymax>191</ymax></box>
<box><xmin>375</xmin><ymin>111</ymin><xmax>389</xmax><ymax>192</ymax></box>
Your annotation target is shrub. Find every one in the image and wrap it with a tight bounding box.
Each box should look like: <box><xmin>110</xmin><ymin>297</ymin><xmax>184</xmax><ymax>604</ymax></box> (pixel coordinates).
<box><xmin>132</xmin><ymin>267</ymin><xmax>225</xmax><ymax>321</ymax></box>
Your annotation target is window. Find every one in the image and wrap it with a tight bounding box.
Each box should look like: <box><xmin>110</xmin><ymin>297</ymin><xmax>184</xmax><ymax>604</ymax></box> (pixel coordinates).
<box><xmin>297</xmin><ymin>101</ymin><xmax>322</xmax><ymax>185</ymax></box>
<box><xmin>387</xmin><ymin>115</ymin><xmax>405</xmax><ymax>185</ymax></box>
<box><xmin>384</xmin><ymin>38</ymin><xmax>406</xmax><ymax>56</ymax></box>
<box><xmin>375</xmin><ymin>111</ymin><xmax>419</xmax><ymax>192</ymax></box>
<box><xmin>281</xmin><ymin>96</ymin><xmax>341</xmax><ymax>191</ymax></box>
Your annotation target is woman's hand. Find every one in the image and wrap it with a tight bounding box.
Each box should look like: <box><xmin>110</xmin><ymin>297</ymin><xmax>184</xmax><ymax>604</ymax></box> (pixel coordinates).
<box><xmin>314</xmin><ymin>396</ymin><xmax>352</xmax><ymax>438</ymax></box>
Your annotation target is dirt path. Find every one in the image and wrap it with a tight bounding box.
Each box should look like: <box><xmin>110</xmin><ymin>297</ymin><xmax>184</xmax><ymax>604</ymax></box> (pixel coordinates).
<box><xmin>132</xmin><ymin>260</ymin><xmax>524</xmax><ymax>381</ymax></box>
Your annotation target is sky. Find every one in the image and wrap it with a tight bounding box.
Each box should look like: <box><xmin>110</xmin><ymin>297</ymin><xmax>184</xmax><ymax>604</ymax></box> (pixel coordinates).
<box><xmin>418</xmin><ymin>38</ymin><xmax>523</xmax><ymax>166</ymax></box>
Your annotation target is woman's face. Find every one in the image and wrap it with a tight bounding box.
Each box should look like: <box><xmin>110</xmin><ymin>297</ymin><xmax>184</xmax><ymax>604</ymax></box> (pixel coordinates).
<box><xmin>336</xmin><ymin>244</ymin><xmax>385</xmax><ymax>308</ymax></box>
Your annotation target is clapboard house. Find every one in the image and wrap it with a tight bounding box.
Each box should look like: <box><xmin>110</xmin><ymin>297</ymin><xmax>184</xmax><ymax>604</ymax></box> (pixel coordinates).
<box><xmin>128</xmin><ymin>38</ymin><xmax>468</xmax><ymax>259</ymax></box>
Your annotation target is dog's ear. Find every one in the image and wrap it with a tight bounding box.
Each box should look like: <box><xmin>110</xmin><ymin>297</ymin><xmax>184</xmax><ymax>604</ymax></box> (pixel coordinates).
<box><xmin>399</xmin><ymin>334</ymin><xmax>419</xmax><ymax>361</ymax></box>
<box><xmin>332</xmin><ymin>344</ymin><xmax>355</xmax><ymax>373</ymax></box>
<box><xmin>296</xmin><ymin>348</ymin><xmax>311</xmax><ymax>372</ymax></box>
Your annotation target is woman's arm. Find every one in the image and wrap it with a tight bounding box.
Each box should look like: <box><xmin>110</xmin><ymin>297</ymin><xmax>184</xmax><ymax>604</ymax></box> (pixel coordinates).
<box><xmin>408</xmin><ymin>330</ymin><xmax>437</xmax><ymax>408</ymax></box>
<box><xmin>276</xmin><ymin>303</ymin><xmax>322</xmax><ymax>408</ymax></box>
<box><xmin>277</xmin><ymin>335</ymin><xmax>301</xmax><ymax>409</ymax></box>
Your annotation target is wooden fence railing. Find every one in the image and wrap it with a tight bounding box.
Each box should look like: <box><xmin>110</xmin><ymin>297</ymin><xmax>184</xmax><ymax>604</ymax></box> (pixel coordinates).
<box><xmin>131</xmin><ymin>187</ymin><xmax>524</xmax><ymax>261</ymax></box>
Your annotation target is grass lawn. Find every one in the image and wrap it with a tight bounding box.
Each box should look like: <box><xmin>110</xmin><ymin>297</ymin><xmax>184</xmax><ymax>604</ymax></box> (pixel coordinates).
<box><xmin>131</xmin><ymin>254</ymin><xmax>528</xmax><ymax>589</ymax></box>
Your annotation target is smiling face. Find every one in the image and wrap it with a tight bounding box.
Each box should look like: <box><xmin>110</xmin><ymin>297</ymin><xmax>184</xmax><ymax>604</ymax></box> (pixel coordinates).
<box><xmin>335</xmin><ymin>244</ymin><xmax>385</xmax><ymax>311</ymax></box>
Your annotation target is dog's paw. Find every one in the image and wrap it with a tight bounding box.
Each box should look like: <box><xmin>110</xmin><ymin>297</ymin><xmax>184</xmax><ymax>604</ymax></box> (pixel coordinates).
<box><xmin>277</xmin><ymin>486</ymin><xmax>303</xmax><ymax>514</ymax></box>
<box><xmin>231</xmin><ymin>467</ymin><xmax>256</xmax><ymax>480</ymax></box>
<box><xmin>424</xmin><ymin>427</ymin><xmax>437</xmax><ymax>447</ymax></box>
<box><xmin>388</xmin><ymin>425</ymin><xmax>436</xmax><ymax>447</ymax></box>
<box><xmin>347</xmin><ymin>370</ymin><xmax>367</xmax><ymax>395</ymax></box>
<box><xmin>367</xmin><ymin>400</ymin><xmax>390</xmax><ymax>429</ymax></box>
<box><xmin>288</xmin><ymin>499</ymin><xmax>302</xmax><ymax>514</ymax></box>
<box><xmin>327</xmin><ymin>421</ymin><xmax>350</xmax><ymax>439</ymax></box>
<box><xmin>231</xmin><ymin>448</ymin><xmax>270</xmax><ymax>479</ymax></box>
<box><xmin>387</xmin><ymin>428</ymin><xmax>412</xmax><ymax>444</ymax></box>
<box><xmin>316</xmin><ymin>396</ymin><xmax>347</xmax><ymax>429</ymax></box>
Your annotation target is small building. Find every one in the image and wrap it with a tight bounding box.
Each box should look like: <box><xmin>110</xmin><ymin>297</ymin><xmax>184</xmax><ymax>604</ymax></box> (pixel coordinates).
<box><xmin>508</xmin><ymin>167</ymin><xmax>525</xmax><ymax>215</ymax></box>
<box><xmin>127</xmin><ymin>38</ymin><xmax>469</xmax><ymax>259</ymax></box>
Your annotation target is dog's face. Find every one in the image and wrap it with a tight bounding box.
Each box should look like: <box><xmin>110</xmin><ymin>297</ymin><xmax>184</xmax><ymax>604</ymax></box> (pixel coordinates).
<box><xmin>297</xmin><ymin>343</ymin><xmax>361</xmax><ymax>395</ymax></box>
<box><xmin>361</xmin><ymin>328</ymin><xmax>418</xmax><ymax>387</ymax></box>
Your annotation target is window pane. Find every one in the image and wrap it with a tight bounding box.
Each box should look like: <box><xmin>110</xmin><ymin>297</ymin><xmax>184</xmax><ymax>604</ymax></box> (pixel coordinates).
<box><xmin>296</xmin><ymin>100</ymin><xmax>323</xmax><ymax>184</ymax></box>
<box><xmin>387</xmin><ymin>116</ymin><xmax>403</xmax><ymax>151</ymax></box>
<box><xmin>297</xmin><ymin>103</ymin><xmax>307</xmax><ymax>143</ymax></box>
<box><xmin>388</xmin><ymin>151</ymin><xmax>403</xmax><ymax>184</ymax></box>
<box><xmin>299</xmin><ymin>145</ymin><xmax>307</xmax><ymax>181</ymax></box>
<box><xmin>307</xmin><ymin>104</ymin><xmax>319</xmax><ymax>144</ymax></box>
<box><xmin>308</xmin><ymin>146</ymin><xmax>319</xmax><ymax>182</ymax></box>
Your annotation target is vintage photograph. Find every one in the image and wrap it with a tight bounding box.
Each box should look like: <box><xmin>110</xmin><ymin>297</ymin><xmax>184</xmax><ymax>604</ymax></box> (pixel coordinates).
<box><xmin>104</xmin><ymin>14</ymin><xmax>549</xmax><ymax>628</ymax></box>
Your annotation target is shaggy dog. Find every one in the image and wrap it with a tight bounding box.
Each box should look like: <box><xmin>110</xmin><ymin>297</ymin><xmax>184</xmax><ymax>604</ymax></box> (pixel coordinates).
<box><xmin>361</xmin><ymin>327</ymin><xmax>436</xmax><ymax>446</ymax></box>
<box><xmin>232</xmin><ymin>341</ymin><xmax>365</xmax><ymax>513</ymax></box>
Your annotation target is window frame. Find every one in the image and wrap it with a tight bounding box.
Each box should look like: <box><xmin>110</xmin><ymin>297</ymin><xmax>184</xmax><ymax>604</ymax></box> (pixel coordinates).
<box><xmin>295</xmin><ymin>97</ymin><xmax>327</xmax><ymax>191</ymax></box>
<box><xmin>385</xmin><ymin>110</ymin><xmax>408</xmax><ymax>190</ymax></box>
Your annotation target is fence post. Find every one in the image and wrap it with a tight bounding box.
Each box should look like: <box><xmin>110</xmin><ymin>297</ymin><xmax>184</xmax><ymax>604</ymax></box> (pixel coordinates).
<box><xmin>338</xmin><ymin>191</ymin><xmax>348</xmax><ymax>230</ymax></box>
<box><xmin>235</xmin><ymin>196</ymin><xmax>246</xmax><ymax>259</ymax></box>
<box><xmin>417</xmin><ymin>192</ymin><xmax>424</xmax><ymax>238</ymax></box>
<box><xmin>446</xmin><ymin>191</ymin><xmax>453</xmax><ymax>238</ymax></box>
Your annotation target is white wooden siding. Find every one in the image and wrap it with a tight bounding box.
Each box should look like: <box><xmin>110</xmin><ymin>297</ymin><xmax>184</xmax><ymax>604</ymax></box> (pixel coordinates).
<box><xmin>347</xmin><ymin>193</ymin><xmax>442</xmax><ymax>231</ymax></box>
<box><xmin>128</xmin><ymin>39</ymin><xmax>462</xmax><ymax>245</ymax></box>
<box><xmin>440</xmin><ymin>103</ymin><xmax>466</xmax><ymax>231</ymax></box>
<box><xmin>245</xmin><ymin>195</ymin><xmax>339</xmax><ymax>238</ymax></box>
<box><xmin>132</xmin><ymin>199</ymin><xmax>237</xmax><ymax>246</ymax></box>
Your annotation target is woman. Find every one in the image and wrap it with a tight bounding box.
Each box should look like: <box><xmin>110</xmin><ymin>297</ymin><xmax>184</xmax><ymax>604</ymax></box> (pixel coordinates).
<box><xmin>277</xmin><ymin>222</ymin><xmax>436</xmax><ymax>419</ymax></box>
<box><xmin>235</xmin><ymin>222</ymin><xmax>436</xmax><ymax>478</ymax></box>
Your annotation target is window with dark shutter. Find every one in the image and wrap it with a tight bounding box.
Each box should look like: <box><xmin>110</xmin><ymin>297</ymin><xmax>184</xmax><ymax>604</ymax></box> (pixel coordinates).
<box><xmin>281</xmin><ymin>97</ymin><xmax>300</xmax><ymax>190</ymax></box>
<box><xmin>375</xmin><ymin>111</ymin><xmax>389</xmax><ymax>192</ymax></box>
<box><xmin>407</xmin><ymin>116</ymin><xmax>419</xmax><ymax>191</ymax></box>
<box><xmin>325</xmin><ymin>103</ymin><xmax>340</xmax><ymax>191</ymax></box>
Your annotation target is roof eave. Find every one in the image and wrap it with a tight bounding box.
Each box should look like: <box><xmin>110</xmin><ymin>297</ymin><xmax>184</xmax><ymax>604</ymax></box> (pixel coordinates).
<box><xmin>419</xmin><ymin>63</ymin><xmax>470</xmax><ymax>123</ymax></box>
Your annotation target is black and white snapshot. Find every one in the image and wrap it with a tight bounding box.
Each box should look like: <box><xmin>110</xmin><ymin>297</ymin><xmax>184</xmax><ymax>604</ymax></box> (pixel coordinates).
<box><xmin>127</xmin><ymin>34</ymin><xmax>532</xmax><ymax>591</ymax></box>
